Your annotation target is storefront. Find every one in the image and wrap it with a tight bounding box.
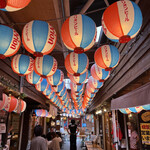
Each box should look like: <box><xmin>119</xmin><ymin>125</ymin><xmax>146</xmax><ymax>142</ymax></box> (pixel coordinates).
<box><xmin>111</xmin><ymin>82</ymin><xmax>150</xmax><ymax>150</ymax></box>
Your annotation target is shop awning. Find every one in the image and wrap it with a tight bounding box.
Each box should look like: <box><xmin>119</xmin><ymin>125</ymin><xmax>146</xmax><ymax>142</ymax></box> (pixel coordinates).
<box><xmin>111</xmin><ymin>82</ymin><xmax>150</xmax><ymax>110</ymax></box>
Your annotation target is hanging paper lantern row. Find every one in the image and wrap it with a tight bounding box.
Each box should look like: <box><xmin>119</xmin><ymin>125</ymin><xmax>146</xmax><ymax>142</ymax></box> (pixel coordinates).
<box><xmin>22</xmin><ymin>20</ymin><xmax>57</xmax><ymax>57</ymax></box>
<box><xmin>46</xmin><ymin>92</ymin><xmax>55</xmax><ymax>100</ymax></box>
<box><xmin>57</xmin><ymin>87</ymin><xmax>67</xmax><ymax>97</ymax></box>
<box><xmin>26</xmin><ymin>70</ymin><xmax>43</xmax><ymax>85</ymax></box>
<box><xmin>91</xmin><ymin>64</ymin><xmax>110</xmax><ymax>81</ymax></box>
<box><xmin>65</xmin><ymin>52</ymin><xmax>89</xmax><ymax>76</ymax></box>
<box><xmin>68</xmin><ymin>71</ymin><xmax>88</xmax><ymax>85</ymax></box>
<box><xmin>43</xmin><ymin>85</ymin><xmax>53</xmax><ymax>96</ymax></box>
<box><xmin>0</xmin><ymin>25</ymin><xmax>21</xmax><ymax>59</ymax></box>
<box><xmin>102</xmin><ymin>0</ymin><xmax>142</xmax><ymax>43</ymax></box>
<box><xmin>35</xmin><ymin>79</ymin><xmax>49</xmax><ymax>92</ymax></box>
<box><xmin>85</xmin><ymin>89</ymin><xmax>95</xmax><ymax>99</ymax></box>
<box><xmin>94</xmin><ymin>45</ymin><xmax>120</xmax><ymax>71</ymax></box>
<box><xmin>70</xmin><ymin>82</ymin><xmax>84</xmax><ymax>93</ymax></box>
<box><xmin>47</xmin><ymin>69</ymin><xmax>64</xmax><ymax>87</ymax></box>
<box><xmin>61</xmin><ymin>14</ymin><xmax>97</xmax><ymax>53</ymax></box>
<box><xmin>60</xmin><ymin>93</ymin><xmax>67</xmax><ymax>102</ymax></box>
<box><xmin>34</xmin><ymin>55</ymin><xmax>57</xmax><ymax>78</ymax></box>
<box><xmin>86</xmin><ymin>83</ymin><xmax>98</xmax><ymax>94</ymax></box>
<box><xmin>11</xmin><ymin>54</ymin><xmax>34</xmax><ymax>76</ymax></box>
<box><xmin>0</xmin><ymin>94</ymin><xmax>26</xmax><ymax>113</ymax></box>
<box><xmin>52</xmin><ymin>81</ymin><xmax>65</xmax><ymax>93</ymax></box>
<box><xmin>0</xmin><ymin>0</ymin><xmax>31</xmax><ymax>12</ymax></box>
<box><xmin>72</xmin><ymin>90</ymin><xmax>83</xmax><ymax>97</ymax></box>
<box><xmin>88</xmin><ymin>76</ymin><xmax>103</xmax><ymax>89</ymax></box>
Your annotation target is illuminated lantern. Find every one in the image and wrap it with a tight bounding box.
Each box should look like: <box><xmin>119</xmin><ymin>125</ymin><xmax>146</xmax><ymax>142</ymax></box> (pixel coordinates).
<box><xmin>22</xmin><ymin>20</ymin><xmax>57</xmax><ymax>56</ymax></box>
<box><xmin>68</xmin><ymin>71</ymin><xmax>88</xmax><ymax>85</ymax></box>
<box><xmin>94</xmin><ymin>45</ymin><xmax>120</xmax><ymax>71</ymax></box>
<box><xmin>102</xmin><ymin>0</ymin><xmax>142</xmax><ymax>43</ymax></box>
<box><xmin>51</xmin><ymin>95</ymin><xmax>58</xmax><ymax>103</ymax></box>
<box><xmin>71</xmin><ymin>93</ymin><xmax>81</xmax><ymax>101</ymax></box>
<box><xmin>57</xmin><ymin>87</ymin><xmax>67</xmax><ymax>97</ymax></box>
<box><xmin>26</xmin><ymin>70</ymin><xmax>43</xmax><ymax>85</ymax></box>
<box><xmin>35</xmin><ymin>79</ymin><xmax>49</xmax><ymax>92</ymax></box>
<box><xmin>65</xmin><ymin>52</ymin><xmax>89</xmax><ymax>76</ymax></box>
<box><xmin>70</xmin><ymin>82</ymin><xmax>84</xmax><ymax>93</ymax></box>
<box><xmin>61</xmin><ymin>93</ymin><xmax>67</xmax><ymax>102</ymax></box>
<box><xmin>43</xmin><ymin>85</ymin><xmax>52</xmax><ymax>96</ymax></box>
<box><xmin>47</xmin><ymin>92</ymin><xmax>55</xmax><ymax>100</ymax></box>
<box><xmin>91</xmin><ymin>64</ymin><xmax>110</xmax><ymax>81</ymax></box>
<box><xmin>142</xmin><ymin>104</ymin><xmax>150</xmax><ymax>110</ymax></box>
<box><xmin>0</xmin><ymin>25</ymin><xmax>21</xmax><ymax>59</ymax></box>
<box><xmin>85</xmin><ymin>89</ymin><xmax>95</xmax><ymax>99</ymax></box>
<box><xmin>11</xmin><ymin>54</ymin><xmax>34</xmax><ymax>76</ymax></box>
<box><xmin>21</xmin><ymin>100</ymin><xmax>26</xmax><ymax>112</ymax></box>
<box><xmin>71</xmin><ymin>90</ymin><xmax>83</xmax><ymax>97</ymax></box>
<box><xmin>4</xmin><ymin>96</ymin><xmax>18</xmax><ymax>112</ymax></box>
<box><xmin>0</xmin><ymin>0</ymin><xmax>31</xmax><ymax>11</ymax></box>
<box><xmin>61</xmin><ymin>14</ymin><xmax>97</xmax><ymax>53</ymax></box>
<box><xmin>35</xmin><ymin>109</ymin><xmax>43</xmax><ymax>116</ymax></box>
<box><xmin>13</xmin><ymin>99</ymin><xmax>26</xmax><ymax>113</ymax></box>
<box><xmin>88</xmin><ymin>76</ymin><xmax>103</xmax><ymax>89</ymax></box>
<box><xmin>86</xmin><ymin>83</ymin><xmax>98</xmax><ymax>94</ymax></box>
<box><xmin>47</xmin><ymin>69</ymin><xmax>64</xmax><ymax>87</ymax></box>
<box><xmin>34</xmin><ymin>55</ymin><xmax>57</xmax><ymax>78</ymax></box>
<box><xmin>52</xmin><ymin>81</ymin><xmax>65</xmax><ymax>93</ymax></box>
<box><xmin>41</xmin><ymin>110</ymin><xmax>48</xmax><ymax>117</ymax></box>
<box><xmin>0</xmin><ymin>93</ymin><xmax>8</xmax><ymax>110</ymax></box>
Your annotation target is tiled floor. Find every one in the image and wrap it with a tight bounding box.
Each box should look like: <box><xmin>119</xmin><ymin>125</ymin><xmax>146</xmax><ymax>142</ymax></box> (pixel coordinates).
<box><xmin>61</xmin><ymin>137</ymin><xmax>86</xmax><ymax>150</ymax></box>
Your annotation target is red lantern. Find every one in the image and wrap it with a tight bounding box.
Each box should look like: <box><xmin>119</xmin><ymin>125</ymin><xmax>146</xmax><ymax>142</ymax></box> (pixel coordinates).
<box><xmin>4</xmin><ymin>96</ymin><xmax>18</xmax><ymax>112</ymax></box>
<box><xmin>0</xmin><ymin>0</ymin><xmax>31</xmax><ymax>11</ymax></box>
<box><xmin>91</xmin><ymin>64</ymin><xmax>110</xmax><ymax>81</ymax></box>
<box><xmin>102</xmin><ymin>0</ymin><xmax>143</xmax><ymax>43</ymax></box>
<box><xmin>61</xmin><ymin>14</ymin><xmax>97</xmax><ymax>53</ymax></box>
<box><xmin>0</xmin><ymin>93</ymin><xmax>8</xmax><ymax>110</ymax></box>
<box><xmin>94</xmin><ymin>45</ymin><xmax>120</xmax><ymax>71</ymax></box>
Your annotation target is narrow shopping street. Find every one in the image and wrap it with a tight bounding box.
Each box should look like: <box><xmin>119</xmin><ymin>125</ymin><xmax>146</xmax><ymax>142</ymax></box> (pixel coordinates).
<box><xmin>0</xmin><ymin>0</ymin><xmax>150</xmax><ymax>150</ymax></box>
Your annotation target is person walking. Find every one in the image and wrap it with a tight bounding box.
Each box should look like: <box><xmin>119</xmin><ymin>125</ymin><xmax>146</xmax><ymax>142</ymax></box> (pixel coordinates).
<box><xmin>48</xmin><ymin>132</ymin><xmax>60</xmax><ymax>150</ymax></box>
<box><xmin>67</xmin><ymin>119</ymin><xmax>79</xmax><ymax>150</ymax></box>
<box><xmin>30</xmin><ymin>125</ymin><xmax>48</xmax><ymax>150</ymax></box>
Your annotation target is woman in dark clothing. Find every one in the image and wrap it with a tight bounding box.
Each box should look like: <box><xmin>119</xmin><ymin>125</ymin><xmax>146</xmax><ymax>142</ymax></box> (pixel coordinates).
<box><xmin>67</xmin><ymin>119</ymin><xmax>79</xmax><ymax>150</ymax></box>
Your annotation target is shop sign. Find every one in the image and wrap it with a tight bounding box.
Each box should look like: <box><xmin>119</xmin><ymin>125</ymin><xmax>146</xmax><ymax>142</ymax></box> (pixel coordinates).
<box><xmin>139</xmin><ymin>110</ymin><xmax>150</xmax><ymax>148</ymax></box>
<box><xmin>0</xmin><ymin>123</ymin><xmax>6</xmax><ymax>133</ymax></box>
<box><xmin>140</xmin><ymin>123</ymin><xmax>150</xmax><ymax>145</ymax></box>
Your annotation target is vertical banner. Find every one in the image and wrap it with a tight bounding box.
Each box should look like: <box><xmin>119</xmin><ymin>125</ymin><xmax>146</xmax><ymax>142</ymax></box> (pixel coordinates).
<box><xmin>138</xmin><ymin>110</ymin><xmax>150</xmax><ymax>149</ymax></box>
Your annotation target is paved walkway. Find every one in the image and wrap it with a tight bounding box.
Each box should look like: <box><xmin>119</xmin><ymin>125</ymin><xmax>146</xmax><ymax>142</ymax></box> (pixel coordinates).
<box><xmin>61</xmin><ymin>137</ymin><xmax>86</xmax><ymax>150</ymax></box>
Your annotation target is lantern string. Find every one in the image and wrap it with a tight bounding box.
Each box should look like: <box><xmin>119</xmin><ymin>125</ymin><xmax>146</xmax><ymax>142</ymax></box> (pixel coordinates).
<box><xmin>8</xmin><ymin>7</ymin><xmax>107</xmax><ymax>26</ymax></box>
